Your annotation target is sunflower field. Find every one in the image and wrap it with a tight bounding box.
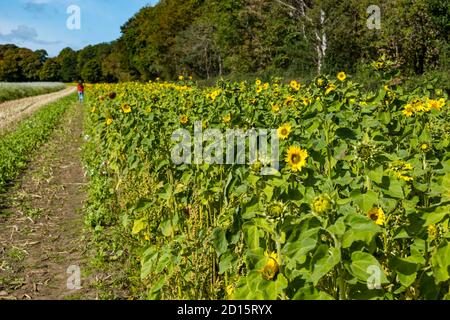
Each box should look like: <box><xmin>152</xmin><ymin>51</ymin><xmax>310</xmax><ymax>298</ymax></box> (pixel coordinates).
<box><xmin>83</xmin><ymin>66</ymin><xmax>450</xmax><ymax>300</ymax></box>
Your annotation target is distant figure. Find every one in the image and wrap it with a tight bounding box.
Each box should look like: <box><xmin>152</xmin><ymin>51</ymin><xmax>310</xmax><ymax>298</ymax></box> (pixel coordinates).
<box><xmin>77</xmin><ymin>81</ymin><xmax>85</xmax><ymax>102</ymax></box>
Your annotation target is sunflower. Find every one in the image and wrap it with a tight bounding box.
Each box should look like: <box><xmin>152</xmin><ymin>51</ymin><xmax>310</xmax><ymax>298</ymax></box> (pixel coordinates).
<box><xmin>121</xmin><ymin>104</ymin><xmax>132</xmax><ymax>113</ymax></box>
<box><xmin>420</xmin><ymin>143</ymin><xmax>430</xmax><ymax>152</ymax></box>
<box><xmin>302</xmin><ymin>97</ymin><xmax>312</xmax><ymax>106</ymax></box>
<box><xmin>428</xmin><ymin>224</ymin><xmax>438</xmax><ymax>239</ymax></box>
<box><xmin>427</xmin><ymin>99</ymin><xmax>443</xmax><ymax>111</ymax></box>
<box><xmin>256</xmin><ymin>86</ymin><xmax>263</xmax><ymax>94</ymax></box>
<box><xmin>208</xmin><ymin>89</ymin><xmax>221</xmax><ymax>101</ymax></box>
<box><xmin>284</xmin><ymin>96</ymin><xmax>296</xmax><ymax>106</ymax></box>
<box><xmin>106</xmin><ymin>118</ymin><xmax>113</xmax><ymax>126</ymax></box>
<box><xmin>180</xmin><ymin>115</ymin><xmax>189</xmax><ymax>124</ymax></box>
<box><xmin>325</xmin><ymin>83</ymin><xmax>336</xmax><ymax>95</ymax></box>
<box><xmin>337</xmin><ymin>72</ymin><xmax>347</xmax><ymax>81</ymax></box>
<box><xmin>255</xmin><ymin>79</ymin><xmax>262</xmax><ymax>86</ymax></box>
<box><xmin>223</xmin><ymin>114</ymin><xmax>231</xmax><ymax>123</ymax></box>
<box><xmin>402</xmin><ymin>104</ymin><xmax>414</xmax><ymax>117</ymax></box>
<box><xmin>268</xmin><ymin>202</ymin><xmax>284</xmax><ymax>218</ymax></box>
<box><xmin>373</xmin><ymin>61</ymin><xmax>384</xmax><ymax>70</ymax></box>
<box><xmin>261</xmin><ymin>251</ymin><xmax>280</xmax><ymax>281</ymax></box>
<box><xmin>312</xmin><ymin>194</ymin><xmax>332</xmax><ymax>215</ymax></box>
<box><xmin>277</xmin><ymin>123</ymin><xmax>292</xmax><ymax>140</ymax></box>
<box><xmin>290</xmin><ymin>80</ymin><xmax>301</xmax><ymax>91</ymax></box>
<box><xmin>367</xmin><ymin>207</ymin><xmax>385</xmax><ymax>226</ymax></box>
<box><xmin>226</xmin><ymin>285</ymin><xmax>235</xmax><ymax>299</ymax></box>
<box><xmin>315</xmin><ymin>76</ymin><xmax>327</xmax><ymax>88</ymax></box>
<box><xmin>263</xmin><ymin>83</ymin><xmax>270</xmax><ymax>90</ymax></box>
<box><xmin>271</xmin><ymin>104</ymin><xmax>280</xmax><ymax>113</ymax></box>
<box><xmin>178</xmin><ymin>75</ymin><xmax>184</xmax><ymax>81</ymax></box>
<box><xmin>285</xmin><ymin>146</ymin><xmax>308</xmax><ymax>172</ymax></box>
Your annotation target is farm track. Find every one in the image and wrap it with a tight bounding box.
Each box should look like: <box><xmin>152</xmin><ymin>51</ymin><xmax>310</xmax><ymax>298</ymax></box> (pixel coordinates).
<box><xmin>0</xmin><ymin>87</ymin><xmax>76</xmax><ymax>132</ymax></box>
<box><xmin>0</xmin><ymin>100</ymin><xmax>97</xmax><ymax>300</ymax></box>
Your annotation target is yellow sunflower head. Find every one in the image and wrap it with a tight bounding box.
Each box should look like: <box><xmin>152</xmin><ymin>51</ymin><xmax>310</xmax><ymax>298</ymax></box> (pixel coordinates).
<box><xmin>290</xmin><ymin>80</ymin><xmax>301</xmax><ymax>91</ymax></box>
<box><xmin>226</xmin><ymin>285</ymin><xmax>235</xmax><ymax>299</ymax></box>
<box><xmin>402</xmin><ymin>104</ymin><xmax>414</xmax><ymax>117</ymax></box>
<box><xmin>337</xmin><ymin>72</ymin><xmax>347</xmax><ymax>81</ymax></box>
<box><xmin>284</xmin><ymin>96</ymin><xmax>296</xmax><ymax>106</ymax></box>
<box><xmin>271</xmin><ymin>104</ymin><xmax>280</xmax><ymax>113</ymax></box>
<box><xmin>427</xmin><ymin>99</ymin><xmax>442</xmax><ymax>111</ymax></box>
<box><xmin>428</xmin><ymin>224</ymin><xmax>438</xmax><ymax>239</ymax></box>
<box><xmin>261</xmin><ymin>251</ymin><xmax>280</xmax><ymax>281</ymax></box>
<box><xmin>315</xmin><ymin>76</ymin><xmax>328</xmax><ymax>88</ymax></box>
<box><xmin>325</xmin><ymin>83</ymin><xmax>336</xmax><ymax>95</ymax></box>
<box><xmin>178</xmin><ymin>75</ymin><xmax>184</xmax><ymax>81</ymax></box>
<box><xmin>277</xmin><ymin>123</ymin><xmax>292</xmax><ymax>140</ymax></box>
<box><xmin>285</xmin><ymin>146</ymin><xmax>308</xmax><ymax>172</ymax></box>
<box><xmin>106</xmin><ymin>118</ymin><xmax>113</xmax><ymax>126</ymax></box>
<box><xmin>420</xmin><ymin>143</ymin><xmax>430</xmax><ymax>152</ymax></box>
<box><xmin>367</xmin><ymin>207</ymin><xmax>385</xmax><ymax>226</ymax></box>
<box><xmin>180</xmin><ymin>115</ymin><xmax>189</xmax><ymax>124</ymax></box>
<box><xmin>121</xmin><ymin>104</ymin><xmax>132</xmax><ymax>113</ymax></box>
<box><xmin>255</xmin><ymin>79</ymin><xmax>262</xmax><ymax>86</ymax></box>
<box><xmin>374</xmin><ymin>61</ymin><xmax>384</xmax><ymax>70</ymax></box>
<box><xmin>223</xmin><ymin>114</ymin><xmax>231</xmax><ymax>123</ymax></box>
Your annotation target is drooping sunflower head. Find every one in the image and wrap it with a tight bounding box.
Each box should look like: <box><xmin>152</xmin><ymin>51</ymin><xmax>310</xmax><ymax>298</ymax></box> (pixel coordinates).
<box><xmin>285</xmin><ymin>146</ymin><xmax>308</xmax><ymax>172</ymax></box>
<box><xmin>277</xmin><ymin>123</ymin><xmax>292</xmax><ymax>140</ymax></box>
<box><xmin>367</xmin><ymin>207</ymin><xmax>385</xmax><ymax>226</ymax></box>
<box><xmin>180</xmin><ymin>115</ymin><xmax>189</xmax><ymax>124</ymax></box>
<box><xmin>337</xmin><ymin>72</ymin><xmax>347</xmax><ymax>82</ymax></box>
<box><xmin>261</xmin><ymin>251</ymin><xmax>280</xmax><ymax>281</ymax></box>
<box><xmin>325</xmin><ymin>83</ymin><xmax>336</xmax><ymax>95</ymax></box>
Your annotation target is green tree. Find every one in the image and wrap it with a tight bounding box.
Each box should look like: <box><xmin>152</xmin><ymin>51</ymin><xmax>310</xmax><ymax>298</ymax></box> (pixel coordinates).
<box><xmin>39</xmin><ymin>58</ymin><xmax>60</xmax><ymax>81</ymax></box>
<box><xmin>81</xmin><ymin>60</ymin><xmax>102</xmax><ymax>83</ymax></box>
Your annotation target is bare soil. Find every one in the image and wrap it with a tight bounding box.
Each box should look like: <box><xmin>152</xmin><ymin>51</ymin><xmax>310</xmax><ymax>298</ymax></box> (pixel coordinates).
<box><xmin>0</xmin><ymin>100</ymin><xmax>97</xmax><ymax>300</ymax></box>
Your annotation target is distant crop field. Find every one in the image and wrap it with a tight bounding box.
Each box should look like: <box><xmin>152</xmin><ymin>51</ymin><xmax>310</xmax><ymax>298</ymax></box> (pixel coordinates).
<box><xmin>0</xmin><ymin>82</ymin><xmax>66</xmax><ymax>103</ymax></box>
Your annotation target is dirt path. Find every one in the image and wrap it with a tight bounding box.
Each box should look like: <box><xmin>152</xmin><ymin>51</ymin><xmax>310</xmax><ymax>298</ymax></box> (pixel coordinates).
<box><xmin>0</xmin><ymin>100</ymin><xmax>96</xmax><ymax>300</ymax></box>
<box><xmin>0</xmin><ymin>87</ymin><xmax>76</xmax><ymax>131</ymax></box>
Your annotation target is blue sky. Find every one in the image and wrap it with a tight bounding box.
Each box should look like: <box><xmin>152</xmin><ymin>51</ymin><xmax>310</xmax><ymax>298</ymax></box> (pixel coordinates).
<box><xmin>0</xmin><ymin>0</ymin><xmax>158</xmax><ymax>56</ymax></box>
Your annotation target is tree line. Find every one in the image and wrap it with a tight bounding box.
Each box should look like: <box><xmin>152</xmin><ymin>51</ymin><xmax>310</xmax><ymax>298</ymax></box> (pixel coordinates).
<box><xmin>1</xmin><ymin>0</ymin><xmax>448</xmax><ymax>83</ymax></box>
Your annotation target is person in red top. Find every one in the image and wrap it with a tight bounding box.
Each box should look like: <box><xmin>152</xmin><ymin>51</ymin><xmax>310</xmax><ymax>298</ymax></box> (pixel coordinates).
<box><xmin>77</xmin><ymin>81</ymin><xmax>85</xmax><ymax>102</ymax></box>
